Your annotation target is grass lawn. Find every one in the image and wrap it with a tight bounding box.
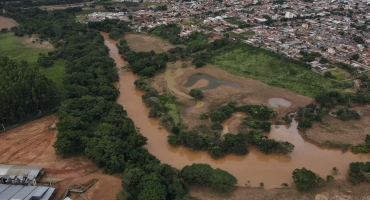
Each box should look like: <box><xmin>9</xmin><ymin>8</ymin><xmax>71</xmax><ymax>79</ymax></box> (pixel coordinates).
<box><xmin>210</xmin><ymin>46</ymin><xmax>337</xmax><ymax>97</ymax></box>
<box><xmin>0</xmin><ymin>33</ymin><xmax>65</xmax><ymax>91</ymax></box>
<box><xmin>330</xmin><ymin>69</ymin><xmax>350</xmax><ymax>81</ymax></box>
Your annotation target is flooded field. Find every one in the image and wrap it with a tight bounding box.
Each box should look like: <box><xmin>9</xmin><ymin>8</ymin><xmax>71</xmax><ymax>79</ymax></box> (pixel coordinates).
<box><xmin>103</xmin><ymin>33</ymin><xmax>370</xmax><ymax>189</ymax></box>
<box><xmin>184</xmin><ymin>73</ymin><xmax>240</xmax><ymax>90</ymax></box>
<box><xmin>268</xmin><ymin>98</ymin><xmax>292</xmax><ymax>108</ymax></box>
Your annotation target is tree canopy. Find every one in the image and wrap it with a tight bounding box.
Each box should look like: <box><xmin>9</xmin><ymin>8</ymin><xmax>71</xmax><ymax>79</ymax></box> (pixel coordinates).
<box><xmin>0</xmin><ymin>57</ymin><xmax>58</xmax><ymax>125</ymax></box>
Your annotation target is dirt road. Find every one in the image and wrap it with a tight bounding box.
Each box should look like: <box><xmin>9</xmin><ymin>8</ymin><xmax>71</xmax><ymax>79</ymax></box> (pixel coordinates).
<box><xmin>0</xmin><ymin>115</ymin><xmax>122</xmax><ymax>200</ymax></box>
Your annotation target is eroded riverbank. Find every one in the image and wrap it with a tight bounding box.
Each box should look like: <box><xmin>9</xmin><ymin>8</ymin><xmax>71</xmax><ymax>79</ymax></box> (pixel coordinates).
<box><xmin>102</xmin><ymin>32</ymin><xmax>370</xmax><ymax>189</ymax></box>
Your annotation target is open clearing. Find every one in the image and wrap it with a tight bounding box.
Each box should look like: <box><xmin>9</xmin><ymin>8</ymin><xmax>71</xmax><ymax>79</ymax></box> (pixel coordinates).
<box><xmin>305</xmin><ymin>106</ymin><xmax>370</xmax><ymax>145</ymax></box>
<box><xmin>211</xmin><ymin>46</ymin><xmax>337</xmax><ymax>97</ymax></box>
<box><xmin>124</xmin><ymin>33</ymin><xmax>177</xmax><ymax>53</ymax></box>
<box><xmin>154</xmin><ymin>64</ymin><xmax>313</xmax><ymax>131</ymax></box>
<box><xmin>0</xmin><ymin>116</ymin><xmax>122</xmax><ymax>200</ymax></box>
<box><xmin>0</xmin><ymin>32</ymin><xmax>65</xmax><ymax>91</ymax></box>
<box><xmin>0</xmin><ymin>16</ymin><xmax>19</xmax><ymax>30</ymax></box>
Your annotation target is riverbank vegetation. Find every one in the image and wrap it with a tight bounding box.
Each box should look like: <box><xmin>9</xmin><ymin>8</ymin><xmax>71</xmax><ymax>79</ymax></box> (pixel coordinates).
<box><xmin>296</xmin><ymin>90</ymin><xmax>370</xmax><ymax>131</ymax></box>
<box><xmin>168</xmin><ymin>106</ymin><xmax>294</xmax><ymax>158</ymax></box>
<box><xmin>134</xmin><ymin>76</ymin><xmax>181</xmax><ymax>125</ymax></box>
<box><xmin>349</xmin><ymin>162</ymin><xmax>370</xmax><ymax>184</ymax></box>
<box><xmin>351</xmin><ymin>135</ymin><xmax>370</xmax><ymax>154</ymax></box>
<box><xmin>2</xmin><ymin>8</ymin><xmax>194</xmax><ymax>199</ymax></box>
<box><xmin>292</xmin><ymin>168</ymin><xmax>324</xmax><ymax>191</ymax></box>
<box><xmin>181</xmin><ymin>164</ymin><xmax>237</xmax><ymax>192</ymax></box>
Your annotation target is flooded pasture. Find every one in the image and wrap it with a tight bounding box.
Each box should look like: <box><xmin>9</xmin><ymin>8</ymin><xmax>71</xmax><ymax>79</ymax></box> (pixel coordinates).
<box><xmin>184</xmin><ymin>73</ymin><xmax>240</xmax><ymax>90</ymax></box>
<box><xmin>268</xmin><ymin>98</ymin><xmax>292</xmax><ymax>108</ymax></box>
<box><xmin>103</xmin><ymin>33</ymin><xmax>370</xmax><ymax>189</ymax></box>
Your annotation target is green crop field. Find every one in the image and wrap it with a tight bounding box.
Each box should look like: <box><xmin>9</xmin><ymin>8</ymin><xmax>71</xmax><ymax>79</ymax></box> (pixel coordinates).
<box><xmin>211</xmin><ymin>46</ymin><xmax>337</xmax><ymax>97</ymax></box>
<box><xmin>0</xmin><ymin>33</ymin><xmax>65</xmax><ymax>91</ymax></box>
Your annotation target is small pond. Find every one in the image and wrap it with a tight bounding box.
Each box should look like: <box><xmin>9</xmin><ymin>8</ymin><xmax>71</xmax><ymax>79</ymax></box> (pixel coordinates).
<box><xmin>184</xmin><ymin>74</ymin><xmax>240</xmax><ymax>90</ymax></box>
<box><xmin>268</xmin><ymin>98</ymin><xmax>292</xmax><ymax>108</ymax></box>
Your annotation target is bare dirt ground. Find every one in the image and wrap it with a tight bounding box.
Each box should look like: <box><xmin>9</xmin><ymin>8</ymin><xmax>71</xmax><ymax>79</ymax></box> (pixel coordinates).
<box><xmin>306</xmin><ymin>106</ymin><xmax>370</xmax><ymax>145</ymax></box>
<box><xmin>0</xmin><ymin>116</ymin><xmax>122</xmax><ymax>200</ymax></box>
<box><xmin>161</xmin><ymin>64</ymin><xmax>313</xmax><ymax>131</ymax></box>
<box><xmin>124</xmin><ymin>33</ymin><xmax>176</xmax><ymax>53</ymax></box>
<box><xmin>0</xmin><ymin>16</ymin><xmax>19</xmax><ymax>30</ymax></box>
<box><xmin>21</xmin><ymin>34</ymin><xmax>53</xmax><ymax>50</ymax></box>
<box><xmin>189</xmin><ymin>181</ymin><xmax>370</xmax><ymax>200</ymax></box>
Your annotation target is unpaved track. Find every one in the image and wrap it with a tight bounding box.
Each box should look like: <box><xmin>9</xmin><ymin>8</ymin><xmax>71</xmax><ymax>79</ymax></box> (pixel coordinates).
<box><xmin>0</xmin><ymin>116</ymin><xmax>121</xmax><ymax>199</ymax></box>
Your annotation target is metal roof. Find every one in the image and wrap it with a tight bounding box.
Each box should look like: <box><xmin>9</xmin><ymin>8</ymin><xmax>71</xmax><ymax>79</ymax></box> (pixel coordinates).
<box><xmin>0</xmin><ymin>164</ymin><xmax>43</xmax><ymax>178</ymax></box>
<box><xmin>0</xmin><ymin>184</ymin><xmax>55</xmax><ymax>200</ymax></box>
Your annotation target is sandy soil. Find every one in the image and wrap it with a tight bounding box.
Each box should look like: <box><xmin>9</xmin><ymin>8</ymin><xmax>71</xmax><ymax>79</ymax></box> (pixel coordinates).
<box><xmin>189</xmin><ymin>181</ymin><xmax>370</xmax><ymax>200</ymax></box>
<box><xmin>0</xmin><ymin>116</ymin><xmax>122</xmax><ymax>200</ymax></box>
<box><xmin>124</xmin><ymin>33</ymin><xmax>176</xmax><ymax>53</ymax></box>
<box><xmin>305</xmin><ymin>106</ymin><xmax>370</xmax><ymax>145</ymax></box>
<box><xmin>167</xmin><ymin>64</ymin><xmax>313</xmax><ymax>131</ymax></box>
<box><xmin>21</xmin><ymin>34</ymin><xmax>53</xmax><ymax>50</ymax></box>
<box><xmin>0</xmin><ymin>16</ymin><xmax>19</xmax><ymax>30</ymax></box>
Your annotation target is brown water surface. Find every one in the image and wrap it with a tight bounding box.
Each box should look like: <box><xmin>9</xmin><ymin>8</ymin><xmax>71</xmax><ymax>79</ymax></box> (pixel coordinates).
<box><xmin>103</xmin><ymin>33</ymin><xmax>370</xmax><ymax>189</ymax></box>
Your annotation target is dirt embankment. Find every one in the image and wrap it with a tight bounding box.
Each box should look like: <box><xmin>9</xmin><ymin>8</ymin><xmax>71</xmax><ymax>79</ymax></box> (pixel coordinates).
<box><xmin>164</xmin><ymin>64</ymin><xmax>313</xmax><ymax>131</ymax></box>
<box><xmin>0</xmin><ymin>116</ymin><xmax>122</xmax><ymax>200</ymax></box>
<box><xmin>0</xmin><ymin>16</ymin><xmax>19</xmax><ymax>30</ymax></box>
<box><xmin>305</xmin><ymin>106</ymin><xmax>370</xmax><ymax>145</ymax></box>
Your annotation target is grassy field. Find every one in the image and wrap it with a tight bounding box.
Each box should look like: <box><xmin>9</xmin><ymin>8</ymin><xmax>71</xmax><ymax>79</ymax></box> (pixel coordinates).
<box><xmin>0</xmin><ymin>33</ymin><xmax>65</xmax><ymax>91</ymax></box>
<box><xmin>330</xmin><ymin>69</ymin><xmax>351</xmax><ymax>81</ymax></box>
<box><xmin>211</xmin><ymin>46</ymin><xmax>336</xmax><ymax>97</ymax></box>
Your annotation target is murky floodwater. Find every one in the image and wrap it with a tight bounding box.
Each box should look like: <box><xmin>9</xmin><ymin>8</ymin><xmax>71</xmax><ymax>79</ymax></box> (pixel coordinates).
<box><xmin>184</xmin><ymin>73</ymin><xmax>240</xmax><ymax>90</ymax></box>
<box><xmin>268</xmin><ymin>98</ymin><xmax>292</xmax><ymax>108</ymax></box>
<box><xmin>103</xmin><ymin>33</ymin><xmax>370</xmax><ymax>189</ymax></box>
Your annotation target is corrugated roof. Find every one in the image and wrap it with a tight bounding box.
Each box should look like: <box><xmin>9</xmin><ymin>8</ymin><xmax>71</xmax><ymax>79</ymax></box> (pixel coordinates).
<box><xmin>0</xmin><ymin>164</ymin><xmax>43</xmax><ymax>178</ymax></box>
<box><xmin>0</xmin><ymin>184</ymin><xmax>55</xmax><ymax>200</ymax></box>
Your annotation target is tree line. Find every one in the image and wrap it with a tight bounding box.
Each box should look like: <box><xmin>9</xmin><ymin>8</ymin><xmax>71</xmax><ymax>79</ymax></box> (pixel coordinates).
<box><xmin>0</xmin><ymin>57</ymin><xmax>58</xmax><ymax>125</ymax></box>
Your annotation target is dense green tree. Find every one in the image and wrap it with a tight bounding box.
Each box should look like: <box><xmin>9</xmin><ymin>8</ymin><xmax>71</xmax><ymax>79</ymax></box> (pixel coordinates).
<box><xmin>210</xmin><ymin>168</ymin><xmax>237</xmax><ymax>192</ymax></box>
<box><xmin>292</xmin><ymin>168</ymin><xmax>324</xmax><ymax>191</ymax></box>
<box><xmin>189</xmin><ymin>89</ymin><xmax>203</xmax><ymax>100</ymax></box>
<box><xmin>0</xmin><ymin>57</ymin><xmax>58</xmax><ymax>125</ymax></box>
<box><xmin>180</xmin><ymin>164</ymin><xmax>214</xmax><ymax>185</ymax></box>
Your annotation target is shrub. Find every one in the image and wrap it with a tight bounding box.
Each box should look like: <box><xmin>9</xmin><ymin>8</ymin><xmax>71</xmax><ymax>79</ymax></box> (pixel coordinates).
<box><xmin>211</xmin><ymin>123</ymin><xmax>223</xmax><ymax>131</ymax></box>
<box><xmin>200</xmin><ymin>112</ymin><xmax>209</xmax><ymax>120</ymax></box>
<box><xmin>292</xmin><ymin>168</ymin><xmax>324</xmax><ymax>191</ymax></box>
<box><xmin>189</xmin><ymin>89</ymin><xmax>203</xmax><ymax>100</ymax></box>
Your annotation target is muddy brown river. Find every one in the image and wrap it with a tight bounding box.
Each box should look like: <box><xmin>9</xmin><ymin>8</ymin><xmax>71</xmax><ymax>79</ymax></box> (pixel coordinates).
<box><xmin>103</xmin><ymin>33</ymin><xmax>370</xmax><ymax>189</ymax></box>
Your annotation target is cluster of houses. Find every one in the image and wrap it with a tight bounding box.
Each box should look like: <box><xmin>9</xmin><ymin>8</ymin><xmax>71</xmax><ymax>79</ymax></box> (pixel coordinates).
<box><xmin>84</xmin><ymin>0</ymin><xmax>370</xmax><ymax>72</ymax></box>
